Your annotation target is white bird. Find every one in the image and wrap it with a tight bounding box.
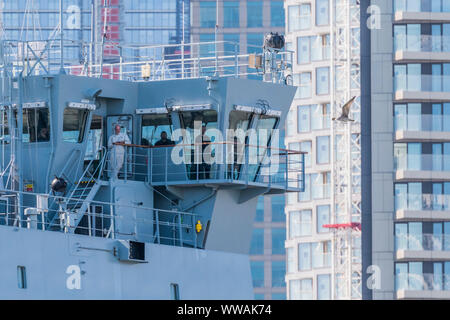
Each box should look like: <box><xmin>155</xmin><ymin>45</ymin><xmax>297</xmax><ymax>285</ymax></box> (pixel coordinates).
<box><xmin>332</xmin><ymin>96</ymin><xmax>356</xmax><ymax>122</ymax></box>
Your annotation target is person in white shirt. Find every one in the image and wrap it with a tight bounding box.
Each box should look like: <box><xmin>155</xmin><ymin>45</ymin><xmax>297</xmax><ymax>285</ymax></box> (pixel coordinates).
<box><xmin>108</xmin><ymin>124</ymin><xmax>131</xmax><ymax>179</ymax></box>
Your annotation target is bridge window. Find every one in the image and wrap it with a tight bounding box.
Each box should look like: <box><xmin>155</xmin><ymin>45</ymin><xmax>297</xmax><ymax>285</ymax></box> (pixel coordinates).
<box><xmin>141</xmin><ymin>114</ymin><xmax>173</xmax><ymax>146</ymax></box>
<box><xmin>22</xmin><ymin>108</ymin><xmax>50</xmax><ymax>143</ymax></box>
<box><xmin>179</xmin><ymin>110</ymin><xmax>218</xmax><ymax>136</ymax></box>
<box><xmin>63</xmin><ymin>108</ymin><xmax>89</xmax><ymax>143</ymax></box>
<box><xmin>229</xmin><ymin>110</ymin><xmax>253</xmax><ymax>131</ymax></box>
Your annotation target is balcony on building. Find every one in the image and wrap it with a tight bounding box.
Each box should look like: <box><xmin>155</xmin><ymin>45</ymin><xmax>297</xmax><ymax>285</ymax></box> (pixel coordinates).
<box><xmin>394</xmin><ymin>34</ymin><xmax>450</xmax><ymax>63</ymax></box>
<box><xmin>395</xmin><ymin>233</ymin><xmax>450</xmax><ymax>261</ymax></box>
<box><xmin>394</xmin><ymin>0</ymin><xmax>450</xmax><ymax>23</ymax></box>
<box><xmin>394</xmin><ymin>112</ymin><xmax>450</xmax><ymax>142</ymax></box>
<box><xmin>394</xmin><ymin>151</ymin><xmax>450</xmax><ymax>181</ymax></box>
<box><xmin>396</xmin><ymin>273</ymin><xmax>450</xmax><ymax>299</ymax></box>
<box><xmin>394</xmin><ymin>72</ymin><xmax>450</xmax><ymax>102</ymax></box>
<box><xmin>395</xmin><ymin>185</ymin><xmax>450</xmax><ymax>221</ymax></box>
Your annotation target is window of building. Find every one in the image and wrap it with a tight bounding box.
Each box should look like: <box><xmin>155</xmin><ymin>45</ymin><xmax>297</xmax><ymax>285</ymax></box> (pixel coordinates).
<box><xmin>312</xmin><ymin>241</ymin><xmax>331</xmax><ymax>268</ymax></box>
<box><xmin>254</xmin><ymin>293</ymin><xmax>265</xmax><ymax>300</ymax></box>
<box><xmin>298</xmin><ymin>243</ymin><xmax>311</xmax><ymax>270</ymax></box>
<box><xmin>223</xmin><ymin>33</ymin><xmax>240</xmax><ymax>55</ymax></box>
<box><xmin>270</xmin><ymin>1</ymin><xmax>285</xmax><ymax>27</ymax></box>
<box><xmin>299</xmin><ymin>174</ymin><xmax>311</xmax><ymax>202</ymax></box>
<box><xmin>317</xmin><ymin>274</ymin><xmax>331</xmax><ymax>300</ymax></box>
<box><xmin>395</xmin><ymin>222</ymin><xmax>423</xmax><ymax>251</ymax></box>
<box><xmin>255</xmin><ymin>196</ymin><xmax>264</xmax><ymax>222</ymax></box>
<box><xmin>250</xmin><ymin>261</ymin><xmax>265</xmax><ymax>287</ymax></box>
<box><xmin>298</xmin><ymin>105</ymin><xmax>311</xmax><ymax>132</ymax></box>
<box><xmin>271</xmin><ymin>293</ymin><xmax>286</xmax><ymax>300</ymax></box>
<box><xmin>223</xmin><ymin>1</ymin><xmax>240</xmax><ymax>28</ymax></box>
<box><xmin>272</xmin><ymin>261</ymin><xmax>286</xmax><ymax>287</ymax></box>
<box><xmin>288</xmin><ymin>4</ymin><xmax>311</xmax><ymax>32</ymax></box>
<box><xmin>297</xmin><ymin>36</ymin><xmax>310</xmax><ymax>64</ymax></box>
<box><xmin>286</xmin><ymin>107</ymin><xmax>297</xmax><ymax>136</ymax></box>
<box><xmin>395</xmin><ymin>262</ymin><xmax>423</xmax><ymax>291</ymax></box>
<box><xmin>247</xmin><ymin>33</ymin><xmax>264</xmax><ymax>54</ymax></box>
<box><xmin>316</xmin><ymin>67</ymin><xmax>330</xmax><ymax>95</ymax></box>
<box><xmin>271</xmin><ymin>195</ymin><xmax>285</xmax><ymax>222</ymax></box>
<box><xmin>312</xmin><ymin>104</ymin><xmax>330</xmax><ymax>130</ymax></box>
<box><xmin>247</xmin><ymin>1</ymin><xmax>263</xmax><ymax>27</ymax></box>
<box><xmin>272</xmin><ymin>228</ymin><xmax>286</xmax><ymax>255</ymax></box>
<box><xmin>17</xmin><ymin>266</ymin><xmax>27</xmax><ymax>289</ymax></box>
<box><xmin>200</xmin><ymin>1</ymin><xmax>216</xmax><ymax>28</ymax></box>
<box><xmin>287</xmin><ymin>247</ymin><xmax>296</xmax><ymax>273</ymax></box>
<box><xmin>394</xmin><ymin>63</ymin><xmax>421</xmax><ymax>92</ymax></box>
<box><xmin>199</xmin><ymin>33</ymin><xmax>215</xmax><ymax>57</ymax></box>
<box><xmin>289</xmin><ymin>278</ymin><xmax>312</xmax><ymax>300</ymax></box>
<box><xmin>316</xmin><ymin>136</ymin><xmax>330</xmax><ymax>164</ymax></box>
<box><xmin>22</xmin><ymin>108</ymin><xmax>50</xmax><ymax>143</ymax></box>
<box><xmin>394</xmin><ymin>182</ymin><xmax>423</xmax><ymax>211</ymax></box>
<box><xmin>317</xmin><ymin>205</ymin><xmax>330</xmax><ymax>233</ymax></box>
<box><xmin>300</xmin><ymin>141</ymin><xmax>312</xmax><ymax>167</ymax></box>
<box><xmin>289</xmin><ymin>210</ymin><xmax>312</xmax><ymax>239</ymax></box>
<box><xmin>293</xmin><ymin>73</ymin><xmax>312</xmax><ymax>99</ymax></box>
<box><xmin>250</xmin><ymin>228</ymin><xmax>264</xmax><ymax>254</ymax></box>
<box><xmin>316</xmin><ymin>0</ymin><xmax>329</xmax><ymax>26</ymax></box>
<box><xmin>312</xmin><ymin>172</ymin><xmax>331</xmax><ymax>199</ymax></box>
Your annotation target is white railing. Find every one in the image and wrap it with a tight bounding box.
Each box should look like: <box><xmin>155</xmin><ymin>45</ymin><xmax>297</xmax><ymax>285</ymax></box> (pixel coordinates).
<box><xmin>395</xmin><ymin>233</ymin><xmax>450</xmax><ymax>251</ymax></box>
<box><xmin>0</xmin><ymin>189</ymin><xmax>201</xmax><ymax>249</ymax></box>
<box><xmin>0</xmin><ymin>39</ymin><xmax>293</xmax><ymax>84</ymax></box>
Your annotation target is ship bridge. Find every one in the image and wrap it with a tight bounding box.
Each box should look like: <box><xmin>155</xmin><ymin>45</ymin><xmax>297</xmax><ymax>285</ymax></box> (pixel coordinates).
<box><xmin>0</xmin><ymin>39</ymin><xmax>304</xmax><ymax>254</ymax></box>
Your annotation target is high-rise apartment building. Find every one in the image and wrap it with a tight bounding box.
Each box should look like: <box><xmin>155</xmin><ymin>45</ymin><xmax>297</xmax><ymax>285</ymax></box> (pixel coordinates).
<box><xmin>284</xmin><ymin>0</ymin><xmax>361</xmax><ymax>300</ymax></box>
<box><xmin>366</xmin><ymin>0</ymin><xmax>450</xmax><ymax>300</ymax></box>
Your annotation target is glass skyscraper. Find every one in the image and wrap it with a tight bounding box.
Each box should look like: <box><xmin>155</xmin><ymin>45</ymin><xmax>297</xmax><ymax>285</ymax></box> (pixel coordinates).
<box><xmin>0</xmin><ymin>0</ymin><xmax>189</xmax><ymax>68</ymax></box>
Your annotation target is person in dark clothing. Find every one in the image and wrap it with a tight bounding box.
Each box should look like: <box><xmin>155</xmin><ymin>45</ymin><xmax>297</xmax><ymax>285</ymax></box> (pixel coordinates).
<box><xmin>154</xmin><ymin>131</ymin><xmax>174</xmax><ymax>146</ymax></box>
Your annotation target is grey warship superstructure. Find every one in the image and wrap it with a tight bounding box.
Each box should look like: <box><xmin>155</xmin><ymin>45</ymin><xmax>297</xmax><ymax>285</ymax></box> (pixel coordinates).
<box><xmin>0</xmin><ymin>35</ymin><xmax>304</xmax><ymax>299</ymax></box>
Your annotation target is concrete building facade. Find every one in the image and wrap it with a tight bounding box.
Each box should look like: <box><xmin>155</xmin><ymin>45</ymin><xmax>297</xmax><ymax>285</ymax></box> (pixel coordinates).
<box><xmin>369</xmin><ymin>0</ymin><xmax>450</xmax><ymax>300</ymax></box>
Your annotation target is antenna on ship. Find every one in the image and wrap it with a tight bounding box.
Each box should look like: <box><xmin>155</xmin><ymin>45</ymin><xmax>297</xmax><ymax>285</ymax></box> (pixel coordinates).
<box><xmin>59</xmin><ymin>0</ymin><xmax>66</xmax><ymax>74</ymax></box>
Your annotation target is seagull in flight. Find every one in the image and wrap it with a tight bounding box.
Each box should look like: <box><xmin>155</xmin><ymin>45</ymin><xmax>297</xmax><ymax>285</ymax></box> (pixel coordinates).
<box><xmin>332</xmin><ymin>96</ymin><xmax>356</xmax><ymax>122</ymax></box>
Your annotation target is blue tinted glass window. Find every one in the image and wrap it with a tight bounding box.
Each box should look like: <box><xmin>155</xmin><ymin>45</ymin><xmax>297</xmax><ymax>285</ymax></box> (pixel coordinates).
<box><xmin>223</xmin><ymin>33</ymin><xmax>240</xmax><ymax>54</ymax></box>
<box><xmin>223</xmin><ymin>1</ymin><xmax>240</xmax><ymax>28</ymax></box>
<box><xmin>271</xmin><ymin>293</ymin><xmax>286</xmax><ymax>300</ymax></box>
<box><xmin>255</xmin><ymin>197</ymin><xmax>264</xmax><ymax>222</ymax></box>
<box><xmin>272</xmin><ymin>228</ymin><xmax>286</xmax><ymax>255</ymax></box>
<box><xmin>272</xmin><ymin>261</ymin><xmax>285</xmax><ymax>287</ymax></box>
<box><xmin>271</xmin><ymin>1</ymin><xmax>285</xmax><ymax>27</ymax></box>
<box><xmin>247</xmin><ymin>33</ymin><xmax>264</xmax><ymax>54</ymax></box>
<box><xmin>200</xmin><ymin>2</ymin><xmax>216</xmax><ymax>28</ymax></box>
<box><xmin>199</xmin><ymin>33</ymin><xmax>215</xmax><ymax>57</ymax></box>
<box><xmin>250</xmin><ymin>228</ymin><xmax>264</xmax><ymax>254</ymax></box>
<box><xmin>250</xmin><ymin>261</ymin><xmax>265</xmax><ymax>287</ymax></box>
<box><xmin>247</xmin><ymin>1</ymin><xmax>263</xmax><ymax>27</ymax></box>
<box><xmin>271</xmin><ymin>195</ymin><xmax>285</xmax><ymax>222</ymax></box>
